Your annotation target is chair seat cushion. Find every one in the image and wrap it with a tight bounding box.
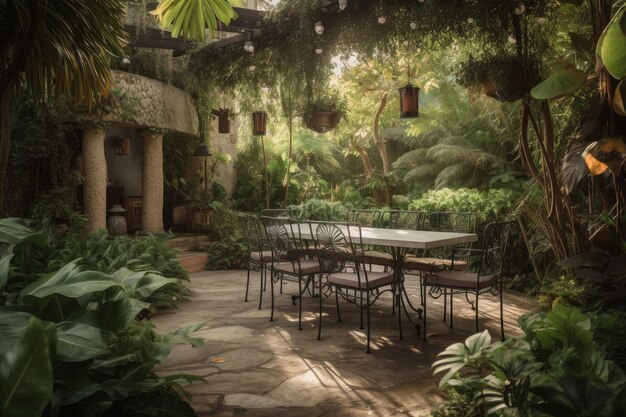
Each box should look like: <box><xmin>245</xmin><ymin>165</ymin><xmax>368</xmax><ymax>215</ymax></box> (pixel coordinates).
<box><xmin>404</xmin><ymin>256</ymin><xmax>468</xmax><ymax>272</ymax></box>
<box><xmin>328</xmin><ymin>271</ymin><xmax>395</xmax><ymax>290</ymax></box>
<box><xmin>423</xmin><ymin>270</ymin><xmax>495</xmax><ymax>290</ymax></box>
<box><xmin>251</xmin><ymin>251</ymin><xmax>273</xmax><ymax>262</ymax></box>
<box><xmin>273</xmin><ymin>259</ymin><xmax>320</xmax><ymax>275</ymax></box>
<box><xmin>363</xmin><ymin>250</ymin><xmax>394</xmax><ymax>266</ymax></box>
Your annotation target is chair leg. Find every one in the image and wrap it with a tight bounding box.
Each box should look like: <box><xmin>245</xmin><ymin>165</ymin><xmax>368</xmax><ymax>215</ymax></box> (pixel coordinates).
<box><xmin>318</xmin><ymin>278</ymin><xmax>323</xmax><ymax>341</ymax></box>
<box><xmin>335</xmin><ymin>289</ymin><xmax>342</xmax><ymax>322</ymax></box>
<box><xmin>475</xmin><ymin>292</ymin><xmax>479</xmax><ymax>333</ymax></box>
<box><xmin>397</xmin><ymin>284</ymin><xmax>403</xmax><ymax>341</ymax></box>
<box><xmin>422</xmin><ymin>285</ymin><xmax>427</xmax><ymax>342</ymax></box>
<box><xmin>270</xmin><ymin>270</ymin><xmax>275</xmax><ymax>322</ymax></box>
<box><xmin>258</xmin><ymin>266</ymin><xmax>264</xmax><ymax>310</ymax></box>
<box><xmin>359</xmin><ymin>292</ymin><xmax>364</xmax><ymax>330</ymax></box>
<box><xmin>245</xmin><ymin>264</ymin><xmax>251</xmax><ymax>302</ymax></box>
<box><xmin>449</xmin><ymin>290</ymin><xmax>454</xmax><ymax>329</ymax></box>
<box><xmin>298</xmin><ymin>278</ymin><xmax>303</xmax><ymax>331</ymax></box>
<box><xmin>366</xmin><ymin>292</ymin><xmax>371</xmax><ymax>354</ymax></box>
<box><xmin>500</xmin><ymin>284</ymin><xmax>505</xmax><ymax>341</ymax></box>
<box><xmin>443</xmin><ymin>288</ymin><xmax>447</xmax><ymax>323</ymax></box>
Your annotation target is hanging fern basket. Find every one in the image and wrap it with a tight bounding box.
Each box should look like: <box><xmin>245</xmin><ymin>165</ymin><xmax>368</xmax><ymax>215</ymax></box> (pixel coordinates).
<box><xmin>304</xmin><ymin>111</ymin><xmax>341</xmax><ymax>134</ymax></box>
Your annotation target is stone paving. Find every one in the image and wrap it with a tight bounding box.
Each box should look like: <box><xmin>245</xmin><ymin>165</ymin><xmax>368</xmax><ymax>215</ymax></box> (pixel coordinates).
<box><xmin>153</xmin><ymin>269</ymin><xmax>538</xmax><ymax>417</ymax></box>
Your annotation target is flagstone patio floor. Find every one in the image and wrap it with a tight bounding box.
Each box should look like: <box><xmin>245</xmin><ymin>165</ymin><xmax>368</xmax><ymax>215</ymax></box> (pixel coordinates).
<box><xmin>153</xmin><ymin>269</ymin><xmax>538</xmax><ymax>417</ymax></box>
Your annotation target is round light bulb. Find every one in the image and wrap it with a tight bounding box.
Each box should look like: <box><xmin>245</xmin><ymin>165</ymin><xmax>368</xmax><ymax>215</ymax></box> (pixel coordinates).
<box><xmin>315</xmin><ymin>48</ymin><xmax>323</xmax><ymax>54</ymax></box>
<box><xmin>515</xmin><ymin>2</ymin><xmax>526</xmax><ymax>15</ymax></box>
<box><xmin>314</xmin><ymin>21</ymin><xmax>324</xmax><ymax>35</ymax></box>
<box><xmin>410</xmin><ymin>21</ymin><xmax>417</xmax><ymax>29</ymax></box>
<box><xmin>338</xmin><ymin>0</ymin><xmax>347</xmax><ymax>10</ymax></box>
<box><xmin>508</xmin><ymin>34</ymin><xmax>517</xmax><ymax>44</ymax></box>
<box><xmin>378</xmin><ymin>16</ymin><xmax>386</xmax><ymax>24</ymax></box>
<box><xmin>536</xmin><ymin>16</ymin><xmax>546</xmax><ymax>24</ymax></box>
<box><xmin>122</xmin><ymin>56</ymin><xmax>130</xmax><ymax>65</ymax></box>
<box><xmin>467</xmin><ymin>17</ymin><xmax>474</xmax><ymax>23</ymax></box>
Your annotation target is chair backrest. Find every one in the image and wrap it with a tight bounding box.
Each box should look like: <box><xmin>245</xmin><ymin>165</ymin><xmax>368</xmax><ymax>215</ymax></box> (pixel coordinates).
<box><xmin>261</xmin><ymin>216</ymin><xmax>312</xmax><ymax>264</ymax></box>
<box><xmin>424</xmin><ymin>212</ymin><xmax>477</xmax><ymax>233</ymax></box>
<box><xmin>311</xmin><ymin>221</ymin><xmax>352</xmax><ymax>274</ymax></box>
<box><xmin>312</xmin><ymin>222</ymin><xmax>377</xmax><ymax>287</ymax></box>
<box><xmin>478</xmin><ymin>221</ymin><xmax>515</xmax><ymax>278</ymax></box>
<box><xmin>346</xmin><ymin>209</ymin><xmax>381</xmax><ymax>227</ymax></box>
<box><xmin>237</xmin><ymin>213</ymin><xmax>266</xmax><ymax>254</ymax></box>
<box><xmin>424</xmin><ymin>212</ymin><xmax>477</xmax><ymax>258</ymax></box>
<box><xmin>388</xmin><ymin>210</ymin><xmax>425</xmax><ymax>230</ymax></box>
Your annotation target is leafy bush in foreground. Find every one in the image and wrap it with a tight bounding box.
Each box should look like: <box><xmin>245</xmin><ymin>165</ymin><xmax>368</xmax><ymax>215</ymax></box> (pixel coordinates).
<box><xmin>432</xmin><ymin>305</ymin><xmax>626</xmax><ymax>417</ymax></box>
<box><xmin>0</xmin><ymin>218</ymin><xmax>203</xmax><ymax>417</ymax></box>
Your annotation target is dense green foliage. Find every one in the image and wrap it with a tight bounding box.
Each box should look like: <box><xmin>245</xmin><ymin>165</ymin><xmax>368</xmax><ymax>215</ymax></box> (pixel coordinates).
<box><xmin>433</xmin><ymin>306</ymin><xmax>626</xmax><ymax>417</ymax></box>
<box><xmin>409</xmin><ymin>189</ymin><xmax>518</xmax><ymax>223</ymax></box>
<box><xmin>206</xmin><ymin>233</ymin><xmax>249</xmax><ymax>270</ymax></box>
<box><xmin>0</xmin><ymin>218</ymin><xmax>200</xmax><ymax>417</ymax></box>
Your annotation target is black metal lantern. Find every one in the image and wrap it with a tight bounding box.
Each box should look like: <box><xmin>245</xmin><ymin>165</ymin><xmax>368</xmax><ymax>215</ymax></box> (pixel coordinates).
<box><xmin>399</xmin><ymin>84</ymin><xmax>419</xmax><ymax>118</ymax></box>
<box><xmin>212</xmin><ymin>108</ymin><xmax>230</xmax><ymax>134</ymax></box>
<box><xmin>252</xmin><ymin>111</ymin><xmax>267</xmax><ymax>136</ymax></box>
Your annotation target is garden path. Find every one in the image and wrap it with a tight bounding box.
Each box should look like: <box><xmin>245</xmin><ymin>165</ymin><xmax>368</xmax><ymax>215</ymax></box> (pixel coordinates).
<box><xmin>153</xmin><ymin>270</ymin><xmax>537</xmax><ymax>417</ymax></box>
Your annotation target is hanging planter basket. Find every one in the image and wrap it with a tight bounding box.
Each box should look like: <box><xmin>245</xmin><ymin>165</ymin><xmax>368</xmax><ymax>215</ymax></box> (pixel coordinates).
<box><xmin>480</xmin><ymin>62</ymin><xmax>538</xmax><ymax>102</ymax></box>
<box><xmin>304</xmin><ymin>111</ymin><xmax>341</xmax><ymax>134</ymax></box>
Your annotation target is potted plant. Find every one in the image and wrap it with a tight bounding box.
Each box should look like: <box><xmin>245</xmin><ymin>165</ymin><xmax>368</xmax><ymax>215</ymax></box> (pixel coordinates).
<box><xmin>458</xmin><ymin>54</ymin><xmax>541</xmax><ymax>102</ymax></box>
<box><xmin>302</xmin><ymin>90</ymin><xmax>347</xmax><ymax>133</ymax></box>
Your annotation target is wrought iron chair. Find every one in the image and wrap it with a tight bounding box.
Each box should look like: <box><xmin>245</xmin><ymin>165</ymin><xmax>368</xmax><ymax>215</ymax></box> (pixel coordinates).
<box><xmin>262</xmin><ymin>216</ymin><xmax>321</xmax><ymax>329</ymax></box>
<box><xmin>312</xmin><ymin>222</ymin><xmax>396</xmax><ymax>353</ymax></box>
<box><xmin>421</xmin><ymin>220</ymin><xmax>515</xmax><ymax>341</ymax></box>
<box><xmin>404</xmin><ymin>212</ymin><xmax>477</xmax><ymax>273</ymax></box>
<box><xmin>346</xmin><ymin>209</ymin><xmax>381</xmax><ymax>227</ymax></box>
<box><xmin>238</xmin><ymin>213</ymin><xmax>272</xmax><ymax>310</ymax></box>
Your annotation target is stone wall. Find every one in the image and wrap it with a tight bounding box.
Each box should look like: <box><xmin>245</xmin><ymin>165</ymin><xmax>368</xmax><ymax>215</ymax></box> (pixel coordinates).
<box><xmin>98</xmin><ymin>70</ymin><xmax>199</xmax><ymax>137</ymax></box>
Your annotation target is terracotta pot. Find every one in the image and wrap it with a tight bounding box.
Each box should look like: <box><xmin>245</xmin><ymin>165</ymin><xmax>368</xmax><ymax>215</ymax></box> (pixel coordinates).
<box><xmin>304</xmin><ymin>111</ymin><xmax>340</xmax><ymax>134</ymax></box>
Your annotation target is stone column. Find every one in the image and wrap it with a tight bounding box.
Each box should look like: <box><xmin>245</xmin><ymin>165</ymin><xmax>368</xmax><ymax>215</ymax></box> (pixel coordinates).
<box><xmin>140</xmin><ymin>130</ymin><xmax>164</xmax><ymax>233</ymax></box>
<box><xmin>82</xmin><ymin>126</ymin><xmax>108</xmax><ymax>232</ymax></box>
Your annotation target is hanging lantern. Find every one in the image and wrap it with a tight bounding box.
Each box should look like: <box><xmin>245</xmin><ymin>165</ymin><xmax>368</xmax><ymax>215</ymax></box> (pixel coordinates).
<box><xmin>338</xmin><ymin>0</ymin><xmax>348</xmax><ymax>10</ymax></box>
<box><xmin>399</xmin><ymin>84</ymin><xmax>419</xmax><ymax>118</ymax></box>
<box><xmin>252</xmin><ymin>112</ymin><xmax>267</xmax><ymax>136</ymax></box>
<box><xmin>212</xmin><ymin>109</ymin><xmax>230</xmax><ymax>134</ymax></box>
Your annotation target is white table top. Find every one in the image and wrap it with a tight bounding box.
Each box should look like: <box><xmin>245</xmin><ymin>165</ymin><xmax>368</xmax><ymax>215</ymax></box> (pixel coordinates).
<box><xmin>297</xmin><ymin>224</ymin><xmax>477</xmax><ymax>250</ymax></box>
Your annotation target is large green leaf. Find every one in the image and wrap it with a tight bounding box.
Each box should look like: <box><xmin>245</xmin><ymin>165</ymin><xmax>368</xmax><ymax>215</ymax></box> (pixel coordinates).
<box><xmin>0</xmin><ymin>311</ymin><xmax>56</xmax><ymax>356</ymax></box>
<box><xmin>0</xmin><ymin>318</ymin><xmax>54</xmax><ymax>417</ymax></box>
<box><xmin>98</xmin><ymin>297</ymin><xmax>150</xmax><ymax>332</ymax></box>
<box><xmin>20</xmin><ymin>261</ymin><xmax>121</xmax><ymax>302</ymax></box>
<box><xmin>0</xmin><ymin>253</ymin><xmax>13</xmax><ymax>292</ymax></box>
<box><xmin>531</xmin><ymin>61</ymin><xmax>587</xmax><ymax>100</ymax></box>
<box><xmin>0</xmin><ymin>218</ymin><xmax>44</xmax><ymax>246</ymax></box>
<box><xmin>55</xmin><ymin>321</ymin><xmax>110</xmax><ymax>362</ymax></box>
<box><xmin>599</xmin><ymin>5</ymin><xmax>626</xmax><ymax>79</ymax></box>
<box><xmin>113</xmin><ymin>268</ymin><xmax>179</xmax><ymax>299</ymax></box>
<box><xmin>150</xmin><ymin>0</ymin><xmax>241</xmax><ymax>41</ymax></box>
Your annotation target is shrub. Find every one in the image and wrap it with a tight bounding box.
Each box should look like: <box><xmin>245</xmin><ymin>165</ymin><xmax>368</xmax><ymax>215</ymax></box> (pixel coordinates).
<box><xmin>206</xmin><ymin>233</ymin><xmax>249</xmax><ymax>270</ymax></box>
<box><xmin>0</xmin><ymin>218</ymin><xmax>203</xmax><ymax>417</ymax></box>
<box><xmin>432</xmin><ymin>305</ymin><xmax>626</xmax><ymax>417</ymax></box>
<box><xmin>289</xmin><ymin>198</ymin><xmax>349</xmax><ymax>221</ymax></box>
<box><xmin>409</xmin><ymin>188</ymin><xmax>518</xmax><ymax>222</ymax></box>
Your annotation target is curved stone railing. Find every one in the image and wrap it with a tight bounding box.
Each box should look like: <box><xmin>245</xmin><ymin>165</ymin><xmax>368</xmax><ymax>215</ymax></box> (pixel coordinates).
<box><xmin>95</xmin><ymin>70</ymin><xmax>199</xmax><ymax>136</ymax></box>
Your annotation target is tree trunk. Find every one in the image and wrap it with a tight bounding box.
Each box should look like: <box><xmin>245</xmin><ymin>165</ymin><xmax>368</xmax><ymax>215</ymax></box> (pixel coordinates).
<box><xmin>372</xmin><ymin>91</ymin><xmax>392</xmax><ymax>206</ymax></box>
<box><xmin>283</xmin><ymin>91</ymin><xmax>293</xmax><ymax>206</ymax></box>
<box><xmin>349</xmin><ymin>137</ymin><xmax>384</xmax><ymax>206</ymax></box>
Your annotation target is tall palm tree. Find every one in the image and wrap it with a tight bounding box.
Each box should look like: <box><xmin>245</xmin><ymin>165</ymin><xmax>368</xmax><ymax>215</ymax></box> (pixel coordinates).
<box><xmin>0</xmin><ymin>0</ymin><xmax>128</xmax><ymax>207</ymax></box>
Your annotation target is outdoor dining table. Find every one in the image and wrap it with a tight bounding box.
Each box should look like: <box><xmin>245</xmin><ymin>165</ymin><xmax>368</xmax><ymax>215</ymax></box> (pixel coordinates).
<box><xmin>297</xmin><ymin>223</ymin><xmax>478</xmax><ymax>339</ymax></box>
